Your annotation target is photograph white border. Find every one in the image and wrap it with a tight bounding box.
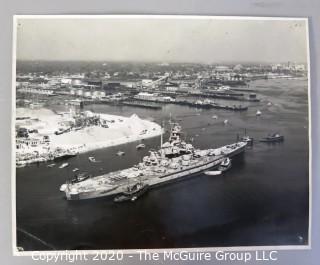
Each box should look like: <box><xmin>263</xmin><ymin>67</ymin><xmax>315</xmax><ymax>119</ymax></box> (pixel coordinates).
<box><xmin>11</xmin><ymin>14</ymin><xmax>312</xmax><ymax>256</ymax></box>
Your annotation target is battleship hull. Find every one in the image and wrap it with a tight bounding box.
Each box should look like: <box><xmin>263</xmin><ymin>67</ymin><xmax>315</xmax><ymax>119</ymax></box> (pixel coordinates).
<box><xmin>66</xmin><ymin>186</ymin><xmax>122</xmax><ymax>200</ymax></box>
<box><xmin>226</xmin><ymin>144</ymin><xmax>247</xmax><ymax>157</ymax></box>
<box><xmin>66</xmin><ymin>156</ymin><xmax>224</xmax><ymax>200</ymax></box>
<box><xmin>150</xmin><ymin>142</ymin><xmax>246</xmax><ymax>187</ymax></box>
<box><xmin>64</xmin><ymin>142</ymin><xmax>247</xmax><ymax>201</ymax></box>
<box><xmin>147</xmin><ymin>156</ymin><xmax>224</xmax><ymax>187</ymax></box>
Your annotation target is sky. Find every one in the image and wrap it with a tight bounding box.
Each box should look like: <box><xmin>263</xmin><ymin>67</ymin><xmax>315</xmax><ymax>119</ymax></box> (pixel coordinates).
<box><xmin>15</xmin><ymin>17</ymin><xmax>309</xmax><ymax>63</ymax></box>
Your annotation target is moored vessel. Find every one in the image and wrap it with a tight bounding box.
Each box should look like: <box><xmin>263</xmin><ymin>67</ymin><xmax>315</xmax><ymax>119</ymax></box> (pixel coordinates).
<box><xmin>240</xmin><ymin>129</ymin><xmax>254</xmax><ymax>145</ymax></box>
<box><xmin>260</xmin><ymin>133</ymin><xmax>284</xmax><ymax>143</ymax></box>
<box><xmin>218</xmin><ymin>157</ymin><xmax>232</xmax><ymax>172</ymax></box>
<box><xmin>204</xmin><ymin>170</ymin><xmax>222</xmax><ymax>176</ymax></box>
<box><xmin>114</xmin><ymin>183</ymin><xmax>149</xmax><ymax>202</ymax></box>
<box><xmin>59</xmin><ymin>163</ymin><xmax>69</xmax><ymax>169</ymax></box>
<box><xmin>61</xmin><ymin>123</ymin><xmax>247</xmax><ymax>200</ymax></box>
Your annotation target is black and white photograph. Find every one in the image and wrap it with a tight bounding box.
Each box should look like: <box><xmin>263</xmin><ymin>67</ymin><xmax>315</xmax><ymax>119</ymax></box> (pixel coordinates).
<box><xmin>13</xmin><ymin>15</ymin><xmax>310</xmax><ymax>252</ymax></box>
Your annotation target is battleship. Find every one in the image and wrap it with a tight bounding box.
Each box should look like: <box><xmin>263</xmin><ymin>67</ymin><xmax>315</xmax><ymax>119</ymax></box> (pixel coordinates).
<box><xmin>60</xmin><ymin>123</ymin><xmax>247</xmax><ymax>200</ymax></box>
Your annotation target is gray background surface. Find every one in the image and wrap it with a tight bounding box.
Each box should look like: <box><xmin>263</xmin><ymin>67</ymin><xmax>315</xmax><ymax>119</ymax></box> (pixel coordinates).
<box><xmin>0</xmin><ymin>0</ymin><xmax>319</xmax><ymax>264</ymax></box>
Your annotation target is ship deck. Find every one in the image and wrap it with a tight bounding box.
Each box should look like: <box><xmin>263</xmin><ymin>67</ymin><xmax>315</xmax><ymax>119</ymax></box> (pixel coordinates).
<box><xmin>66</xmin><ymin>141</ymin><xmax>246</xmax><ymax>197</ymax></box>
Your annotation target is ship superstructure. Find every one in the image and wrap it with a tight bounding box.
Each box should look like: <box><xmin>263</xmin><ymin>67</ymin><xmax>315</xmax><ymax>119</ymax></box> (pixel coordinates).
<box><xmin>60</xmin><ymin>123</ymin><xmax>247</xmax><ymax>200</ymax></box>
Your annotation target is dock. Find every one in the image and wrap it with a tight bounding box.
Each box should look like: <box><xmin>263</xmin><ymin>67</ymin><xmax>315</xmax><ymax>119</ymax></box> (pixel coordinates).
<box><xmin>122</xmin><ymin>100</ymin><xmax>162</xmax><ymax>109</ymax></box>
<box><xmin>186</xmin><ymin>92</ymin><xmax>260</xmax><ymax>102</ymax></box>
<box><xmin>174</xmin><ymin>99</ymin><xmax>248</xmax><ymax>111</ymax></box>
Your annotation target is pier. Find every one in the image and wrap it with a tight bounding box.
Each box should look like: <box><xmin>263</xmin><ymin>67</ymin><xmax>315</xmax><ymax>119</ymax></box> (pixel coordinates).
<box><xmin>186</xmin><ymin>92</ymin><xmax>260</xmax><ymax>102</ymax></box>
<box><xmin>128</xmin><ymin>97</ymin><xmax>248</xmax><ymax>111</ymax></box>
<box><xmin>174</xmin><ymin>99</ymin><xmax>248</xmax><ymax>111</ymax></box>
<box><xmin>122</xmin><ymin>100</ymin><xmax>162</xmax><ymax>109</ymax></box>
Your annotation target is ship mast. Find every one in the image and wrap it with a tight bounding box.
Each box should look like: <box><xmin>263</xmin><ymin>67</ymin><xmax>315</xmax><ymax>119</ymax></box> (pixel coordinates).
<box><xmin>160</xmin><ymin>121</ymin><xmax>164</xmax><ymax>148</ymax></box>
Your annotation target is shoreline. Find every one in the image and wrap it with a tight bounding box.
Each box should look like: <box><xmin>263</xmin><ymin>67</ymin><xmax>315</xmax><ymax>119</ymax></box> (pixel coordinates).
<box><xmin>16</xmin><ymin>108</ymin><xmax>163</xmax><ymax>165</ymax></box>
<box><xmin>51</xmin><ymin>126</ymin><xmax>162</xmax><ymax>155</ymax></box>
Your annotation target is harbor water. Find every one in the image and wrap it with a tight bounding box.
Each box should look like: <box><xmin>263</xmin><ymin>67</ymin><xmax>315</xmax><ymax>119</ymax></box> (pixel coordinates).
<box><xmin>16</xmin><ymin>78</ymin><xmax>309</xmax><ymax>250</ymax></box>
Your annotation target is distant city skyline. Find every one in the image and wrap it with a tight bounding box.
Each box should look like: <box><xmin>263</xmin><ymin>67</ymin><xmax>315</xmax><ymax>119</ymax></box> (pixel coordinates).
<box><xmin>16</xmin><ymin>59</ymin><xmax>308</xmax><ymax>65</ymax></box>
<box><xmin>15</xmin><ymin>17</ymin><xmax>309</xmax><ymax>64</ymax></box>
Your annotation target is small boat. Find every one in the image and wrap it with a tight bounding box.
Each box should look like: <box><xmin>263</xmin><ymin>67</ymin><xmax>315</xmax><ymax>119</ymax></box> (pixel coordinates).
<box><xmin>256</xmin><ymin>110</ymin><xmax>262</xmax><ymax>116</ymax></box>
<box><xmin>60</xmin><ymin>173</ymin><xmax>92</xmax><ymax>192</ymax></box>
<box><xmin>59</xmin><ymin>163</ymin><xmax>69</xmax><ymax>169</ymax></box>
<box><xmin>88</xmin><ymin>156</ymin><xmax>101</xmax><ymax>163</ymax></box>
<box><xmin>241</xmin><ymin>135</ymin><xmax>254</xmax><ymax>145</ymax></box>
<box><xmin>212</xmin><ymin>115</ymin><xmax>218</xmax><ymax>119</ymax></box>
<box><xmin>204</xmin><ymin>170</ymin><xmax>222</xmax><ymax>176</ymax></box>
<box><xmin>70</xmin><ymin>172</ymin><xmax>92</xmax><ymax>184</ymax></box>
<box><xmin>16</xmin><ymin>163</ymin><xmax>26</xmax><ymax>168</ymax></box>
<box><xmin>72</xmin><ymin>168</ymin><xmax>79</xmax><ymax>172</ymax></box>
<box><xmin>136</xmin><ymin>143</ymin><xmax>146</xmax><ymax>150</ymax></box>
<box><xmin>47</xmin><ymin>163</ymin><xmax>56</xmax><ymax>168</ymax></box>
<box><xmin>116</xmin><ymin>151</ymin><xmax>125</xmax><ymax>156</ymax></box>
<box><xmin>241</xmin><ymin>129</ymin><xmax>254</xmax><ymax>145</ymax></box>
<box><xmin>224</xmin><ymin>119</ymin><xmax>228</xmax><ymax>125</ymax></box>
<box><xmin>267</xmin><ymin>102</ymin><xmax>272</xmax><ymax>106</ymax></box>
<box><xmin>218</xmin><ymin>157</ymin><xmax>232</xmax><ymax>172</ymax></box>
<box><xmin>260</xmin><ymin>133</ymin><xmax>284</xmax><ymax>143</ymax></box>
<box><xmin>114</xmin><ymin>183</ymin><xmax>149</xmax><ymax>203</ymax></box>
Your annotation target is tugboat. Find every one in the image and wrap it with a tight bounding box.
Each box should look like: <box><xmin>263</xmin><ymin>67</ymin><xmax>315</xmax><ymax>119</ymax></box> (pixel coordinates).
<box><xmin>218</xmin><ymin>157</ymin><xmax>232</xmax><ymax>172</ymax></box>
<box><xmin>260</xmin><ymin>133</ymin><xmax>284</xmax><ymax>143</ymax></box>
<box><xmin>241</xmin><ymin>129</ymin><xmax>254</xmax><ymax>145</ymax></box>
<box><xmin>60</xmin><ymin>172</ymin><xmax>92</xmax><ymax>192</ymax></box>
<box><xmin>70</xmin><ymin>172</ymin><xmax>92</xmax><ymax>184</ymax></box>
<box><xmin>114</xmin><ymin>182</ymin><xmax>149</xmax><ymax>202</ymax></box>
